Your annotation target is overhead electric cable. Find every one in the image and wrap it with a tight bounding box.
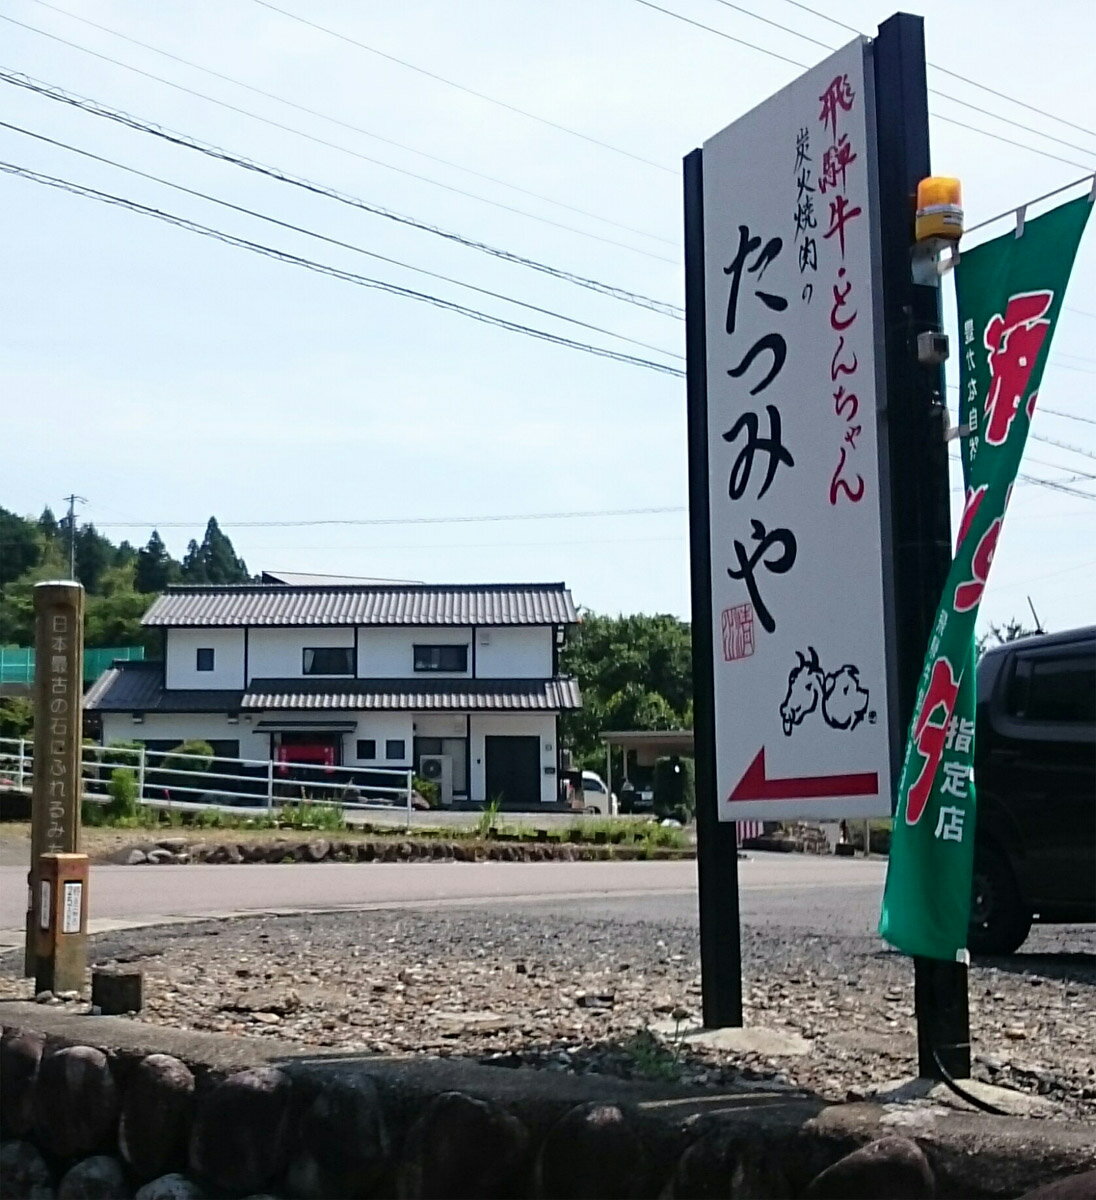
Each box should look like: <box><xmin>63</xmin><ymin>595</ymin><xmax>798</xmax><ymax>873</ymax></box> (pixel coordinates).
<box><xmin>637</xmin><ymin>0</ymin><xmax>1093</xmax><ymax>171</ymax></box>
<box><xmin>1</xmin><ymin>160</ymin><xmax>687</xmax><ymax>377</ymax></box>
<box><xmin>777</xmin><ymin>0</ymin><xmax>1096</xmax><ymax>140</ymax></box>
<box><xmin>25</xmin><ymin>0</ymin><xmax>675</xmax><ymax>245</ymax></box>
<box><xmin>250</xmin><ymin>0</ymin><xmax>676</xmax><ymax>174</ymax></box>
<box><xmin>0</xmin><ymin>15</ymin><xmax>679</xmax><ymax>263</ymax></box>
<box><xmin>0</xmin><ymin>71</ymin><xmax>683</xmax><ymax>319</ymax></box>
<box><xmin>634</xmin><ymin>0</ymin><xmax>807</xmax><ymax>68</ymax></box>
<box><xmin>1042</xmin><ymin>408</ymin><xmax>1096</xmax><ymax>428</ymax></box>
<box><xmin>1030</xmin><ymin>431</ymin><xmax>1096</xmax><ymax>463</ymax></box>
<box><xmin>0</xmin><ymin>121</ymin><xmax>684</xmax><ymax>361</ymax></box>
<box><xmin>710</xmin><ymin>0</ymin><xmax>1096</xmax><ymax>157</ymax></box>
<box><xmin>91</xmin><ymin>506</ymin><xmax>689</xmax><ymax>530</ymax></box>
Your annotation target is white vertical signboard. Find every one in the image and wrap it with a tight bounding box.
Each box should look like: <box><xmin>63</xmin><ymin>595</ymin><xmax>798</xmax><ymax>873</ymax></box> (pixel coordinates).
<box><xmin>702</xmin><ymin>38</ymin><xmax>893</xmax><ymax>821</ymax></box>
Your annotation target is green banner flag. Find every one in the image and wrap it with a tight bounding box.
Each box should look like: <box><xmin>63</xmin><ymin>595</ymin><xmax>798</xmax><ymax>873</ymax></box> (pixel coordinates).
<box><xmin>879</xmin><ymin>193</ymin><xmax>1092</xmax><ymax>962</ymax></box>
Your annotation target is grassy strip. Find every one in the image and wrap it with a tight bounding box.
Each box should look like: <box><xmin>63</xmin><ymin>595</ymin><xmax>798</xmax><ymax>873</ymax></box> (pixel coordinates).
<box><xmin>68</xmin><ymin>806</ymin><xmax>689</xmax><ymax>850</ymax></box>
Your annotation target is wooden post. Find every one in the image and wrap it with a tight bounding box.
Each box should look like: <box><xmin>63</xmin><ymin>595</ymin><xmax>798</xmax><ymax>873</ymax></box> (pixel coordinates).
<box><xmin>26</xmin><ymin>581</ymin><xmax>85</xmax><ymax>978</ymax></box>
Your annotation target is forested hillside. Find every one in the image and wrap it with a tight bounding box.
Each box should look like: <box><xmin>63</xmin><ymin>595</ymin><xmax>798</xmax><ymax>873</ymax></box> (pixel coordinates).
<box><xmin>0</xmin><ymin>507</ymin><xmax>250</xmax><ymax>653</ymax></box>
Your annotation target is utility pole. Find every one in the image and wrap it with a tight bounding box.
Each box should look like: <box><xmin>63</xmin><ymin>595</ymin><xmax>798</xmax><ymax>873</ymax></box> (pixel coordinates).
<box><xmin>63</xmin><ymin>494</ymin><xmax>86</xmax><ymax>581</ymax></box>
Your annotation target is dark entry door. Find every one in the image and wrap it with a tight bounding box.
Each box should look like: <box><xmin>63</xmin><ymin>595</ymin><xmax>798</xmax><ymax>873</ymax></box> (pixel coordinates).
<box><xmin>485</xmin><ymin>736</ymin><xmax>540</xmax><ymax>808</ymax></box>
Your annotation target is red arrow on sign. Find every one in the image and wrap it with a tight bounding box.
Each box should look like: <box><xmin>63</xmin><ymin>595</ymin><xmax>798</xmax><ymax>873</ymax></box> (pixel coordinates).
<box><xmin>729</xmin><ymin>748</ymin><xmax>879</xmax><ymax>802</ymax></box>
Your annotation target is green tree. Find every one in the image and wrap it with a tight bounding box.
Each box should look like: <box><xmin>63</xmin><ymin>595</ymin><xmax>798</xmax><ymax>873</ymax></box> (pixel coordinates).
<box><xmin>0</xmin><ymin>507</ymin><xmax>42</xmax><ymax>586</ymax></box>
<box><xmin>135</xmin><ymin>530</ymin><xmax>180</xmax><ymax>593</ymax></box>
<box><xmin>85</xmin><ymin>564</ymin><xmax>159</xmax><ymax>653</ymax></box>
<box><xmin>181</xmin><ymin>517</ymin><xmax>250</xmax><ymax>584</ymax></box>
<box><xmin>560</xmin><ymin>612</ymin><xmax>692</xmax><ymax>767</ymax></box>
<box><xmin>37</xmin><ymin>507</ymin><xmax>59</xmax><ymax>541</ymax></box>
<box><xmin>976</xmin><ymin>619</ymin><xmax>1036</xmax><ymax>658</ymax></box>
<box><xmin>0</xmin><ymin>696</ymin><xmax>34</xmax><ymax>739</ymax></box>
<box><xmin>74</xmin><ymin>523</ymin><xmax>111</xmax><ymax>591</ymax></box>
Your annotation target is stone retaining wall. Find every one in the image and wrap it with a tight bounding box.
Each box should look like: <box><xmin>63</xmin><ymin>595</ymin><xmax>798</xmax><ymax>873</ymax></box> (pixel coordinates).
<box><xmin>2</xmin><ymin>1005</ymin><xmax>1094</xmax><ymax>1199</ymax></box>
<box><xmin>114</xmin><ymin>836</ymin><xmax>694</xmax><ymax>867</ymax></box>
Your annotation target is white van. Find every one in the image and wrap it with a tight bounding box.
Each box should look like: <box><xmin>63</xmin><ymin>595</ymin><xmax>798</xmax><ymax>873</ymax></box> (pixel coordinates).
<box><xmin>580</xmin><ymin>770</ymin><xmax>617</xmax><ymax>816</ymax></box>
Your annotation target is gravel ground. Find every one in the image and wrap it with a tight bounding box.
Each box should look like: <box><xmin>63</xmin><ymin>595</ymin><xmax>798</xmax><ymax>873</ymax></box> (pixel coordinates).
<box><xmin>2</xmin><ymin>909</ymin><xmax>1092</xmax><ymax>1121</ymax></box>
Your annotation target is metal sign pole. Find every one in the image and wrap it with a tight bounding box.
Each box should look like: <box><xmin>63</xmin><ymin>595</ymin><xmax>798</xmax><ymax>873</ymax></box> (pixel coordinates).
<box><xmin>685</xmin><ymin>146</ymin><xmax>744</xmax><ymax>1029</ymax></box>
<box><xmin>871</xmin><ymin>12</ymin><xmax>971</xmax><ymax>1080</ymax></box>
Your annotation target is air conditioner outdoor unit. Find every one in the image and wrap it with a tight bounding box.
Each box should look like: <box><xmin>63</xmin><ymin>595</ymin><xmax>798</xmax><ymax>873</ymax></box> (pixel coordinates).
<box><xmin>419</xmin><ymin>754</ymin><xmax>453</xmax><ymax>806</ymax></box>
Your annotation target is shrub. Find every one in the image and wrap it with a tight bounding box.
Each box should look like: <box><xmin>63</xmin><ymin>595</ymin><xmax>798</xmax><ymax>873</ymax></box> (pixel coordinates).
<box><xmin>653</xmin><ymin>756</ymin><xmax>696</xmax><ymax>823</ymax></box>
<box><xmin>276</xmin><ymin>800</ymin><xmax>346</xmax><ymax>831</ymax></box>
<box><xmin>161</xmin><ymin>740</ymin><xmax>214</xmax><ymax>774</ymax></box>
<box><xmin>413</xmin><ymin>776</ymin><xmax>440</xmax><ymax>807</ymax></box>
<box><xmin>106</xmin><ymin>768</ymin><xmax>139</xmax><ymax>821</ymax></box>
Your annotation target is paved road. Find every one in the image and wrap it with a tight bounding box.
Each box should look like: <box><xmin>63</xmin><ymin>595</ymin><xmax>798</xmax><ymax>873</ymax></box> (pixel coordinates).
<box><xmin>0</xmin><ymin>853</ymin><xmax>885</xmax><ymax>949</ymax></box>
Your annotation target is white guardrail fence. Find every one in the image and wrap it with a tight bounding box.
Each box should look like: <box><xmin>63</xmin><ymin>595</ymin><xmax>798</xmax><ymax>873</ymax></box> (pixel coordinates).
<box><xmin>0</xmin><ymin>736</ymin><xmax>415</xmax><ymax>826</ymax></box>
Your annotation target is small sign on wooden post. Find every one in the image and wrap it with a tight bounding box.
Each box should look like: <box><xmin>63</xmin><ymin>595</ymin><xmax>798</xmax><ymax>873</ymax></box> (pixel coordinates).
<box><xmin>26</xmin><ymin>580</ymin><xmax>86</xmax><ymax>982</ymax></box>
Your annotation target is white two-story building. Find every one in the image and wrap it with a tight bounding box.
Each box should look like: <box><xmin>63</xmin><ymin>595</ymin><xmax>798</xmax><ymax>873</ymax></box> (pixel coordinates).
<box><xmin>85</xmin><ymin>581</ymin><xmax>581</xmax><ymax>808</ymax></box>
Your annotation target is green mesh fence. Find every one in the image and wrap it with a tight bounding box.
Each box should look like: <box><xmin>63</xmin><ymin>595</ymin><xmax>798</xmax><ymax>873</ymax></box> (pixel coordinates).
<box><xmin>0</xmin><ymin>645</ymin><xmax>144</xmax><ymax>685</ymax></box>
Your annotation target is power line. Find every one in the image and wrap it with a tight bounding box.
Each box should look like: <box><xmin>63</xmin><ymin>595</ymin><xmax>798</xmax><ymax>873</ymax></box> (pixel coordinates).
<box><xmin>638</xmin><ymin>0</ymin><xmax>1094</xmax><ymax>171</ymax></box>
<box><xmin>1</xmin><ymin>120</ymin><xmax>684</xmax><ymax>362</ymax></box>
<box><xmin>1030</xmin><ymin>430</ymin><xmax>1096</xmax><ymax>463</ymax></box>
<box><xmin>710</xmin><ymin>0</ymin><xmax>1096</xmax><ymax>159</ymax></box>
<box><xmin>0</xmin><ymin>71</ymin><xmax>683</xmax><ymax>319</ymax></box>
<box><xmin>250</xmin><ymin>0</ymin><xmax>677</xmax><ymax>175</ymax></box>
<box><xmin>0</xmin><ymin>15</ymin><xmax>678</xmax><ymax>264</ymax></box>
<box><xmin>1</xmin><ymin>159</ymin><xmax>687</xmax><ymax>378</ymax></box>
<box><xmin>25</xmin><ymin>0</ymin><xmax>675</xmax><ymax>247</ymax></box>
<box><xmin>1023</xmin><ymin>452</ymin><xmax>1096</xmax><ymax>482</ymax></box>
<box><xmin>1042</xmin><ymin>407</ymin><xmax>1096</xmax><ymax>428</ymax></box>
<box><xmin>634</xmin><ymin>0</ymin><xmax>806</xmax><ymax>67</ymax></box>
<box><xmin>90</xmin><ymin>506</ymin><xmax>689</xmax><ymax>530</ymax></box>
<box><xmin>777</xmin><ymin>0</ymin><xmax>1096</xmax><ymax>140</ymax></box>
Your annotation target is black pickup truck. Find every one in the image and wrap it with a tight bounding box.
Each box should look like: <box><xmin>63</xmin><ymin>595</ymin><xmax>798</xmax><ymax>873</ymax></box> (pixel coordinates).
<box><xmin>969</xmin><ymin>626</ymin><xmax>1096</xmax><ymax>954</ymax></box>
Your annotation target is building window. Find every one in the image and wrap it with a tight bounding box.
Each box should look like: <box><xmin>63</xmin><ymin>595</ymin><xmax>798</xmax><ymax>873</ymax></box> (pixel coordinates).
<box><xmin>302</xmin><ymin>646</ymin><xmax>354</xmax><ymax>676</ymax></box>
<box><xmin>386</xmin><ymin>739</ymin><xmax>406</xmax><ymax>761</ymax></box>
<box><xmin>413</xmin><ymin>644</ymin><xmax>468</xmax><ymax>673</ymax></box>
<box><xmin>357</xmin><ymin>739</ymin><xmax>377</xmax><ymax>760</ymax></box>
<box><xmin>196</xmin><ymin>648</ymin><xmax>215</xmax><ymax>672</ymax></box>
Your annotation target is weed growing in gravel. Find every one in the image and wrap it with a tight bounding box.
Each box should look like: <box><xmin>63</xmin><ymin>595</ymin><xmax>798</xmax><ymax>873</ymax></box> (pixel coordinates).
<box><xmin>275</xmin><ymin>801</ymin><xmax>347</xmax><ymax>832</ymax></box>
<box><xmin>559</xmin><ymin>818</ymin><xmax>686</xmax><ymax>850</ymax></box>
<box><xmin>477</xmin><ymin>796</ymin><xmax>502</xmax><ymax>839</ymax></box>
<box><xmin>621</xmin><ymin>1028</ymin><xmax>686</xmax><ymax>1082</ymax></box>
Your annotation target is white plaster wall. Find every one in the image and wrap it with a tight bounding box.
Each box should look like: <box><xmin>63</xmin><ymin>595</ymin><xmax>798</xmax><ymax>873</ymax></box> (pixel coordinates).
<box><xmin>99</xmin><ymin>711</ymin><xmax>244</xmax><ymax>752</ymax></box>
<box><xmin>165</xmin><ymin>628</ymin><xmax>245</xmax><ymax>690</ymax></box>
<box><xmin>474</xmin><ymin>627</ymin><xmax>553</xmax><ymax>678</ymax></box>
<box><xmin>469</xmin><ymin>713</ymin><xmax>558</xmax><ymax>805</ymax></box>
<box><xmin>358</xmin><ymin>628</ymin><xmax>471</xmax><ymax>678</ymax></box>
<box><xmin>248</xmin><ymin>627</ymin><xmax>354</xmax><ymax>680</ymax></box>
<box><xmin>412</xmin><ymin>714</ymin><xmax>467</xmax><ymax>739</ymax></box>
<box><xmin>343</xmin><ymin>713</ymin><xmax>415</xmax><ymax>766</ymax></box>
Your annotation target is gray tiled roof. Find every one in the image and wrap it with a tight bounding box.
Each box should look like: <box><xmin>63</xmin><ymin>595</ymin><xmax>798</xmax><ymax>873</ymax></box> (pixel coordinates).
<box><xmin>85</xmin><ymin>662</ymin><xmax>244</xmax><ymax>713</ymax></box>
<box><xmin>244</xmin><ymin>677</ymin><xmax>581</xmax><ymax>712</ymax></box>
<box><xmin>86</xmin><ymin>662</ymin><xmax>580</xmax><ymax>713</ymax></box>
<box><xmin>142</xmin><ymin>583</ymin><xmax>577</xmax><ymax>628</ymax></box>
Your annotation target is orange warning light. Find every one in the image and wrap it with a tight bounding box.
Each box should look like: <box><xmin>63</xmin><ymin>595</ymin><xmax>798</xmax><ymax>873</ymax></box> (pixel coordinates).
<box><xmin>916</xmin><ymin>177</ymin><xmax>963</xmax><ymax>242</ymax></box>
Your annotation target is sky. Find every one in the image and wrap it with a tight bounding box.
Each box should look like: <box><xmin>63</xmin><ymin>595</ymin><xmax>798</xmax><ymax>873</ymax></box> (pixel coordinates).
<box><xmin>2</xmin><ymin>0</ymin><xmax>1094</xmax><ymax>632</ymax></box>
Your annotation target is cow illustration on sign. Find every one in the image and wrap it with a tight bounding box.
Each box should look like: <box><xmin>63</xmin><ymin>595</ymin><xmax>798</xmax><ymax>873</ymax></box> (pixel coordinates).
<box><xmin>780</xmin><ymin>646</ymin><xmax>870</xmax><ymax>736</ymax></box>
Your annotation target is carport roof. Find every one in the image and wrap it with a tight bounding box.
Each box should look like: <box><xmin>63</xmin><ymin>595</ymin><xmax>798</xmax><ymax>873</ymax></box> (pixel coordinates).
<box><xmin>599</xmin><ymin>729</ymin><xmax>695</xmax><ymax>756</ymax></box>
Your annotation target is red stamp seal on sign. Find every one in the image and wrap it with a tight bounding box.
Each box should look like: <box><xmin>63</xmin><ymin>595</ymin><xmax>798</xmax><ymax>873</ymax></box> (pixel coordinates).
<box><xmin>722</xmin><ymin>604</ymin><xmax>756</xmax><ymax>662</ymax></box>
